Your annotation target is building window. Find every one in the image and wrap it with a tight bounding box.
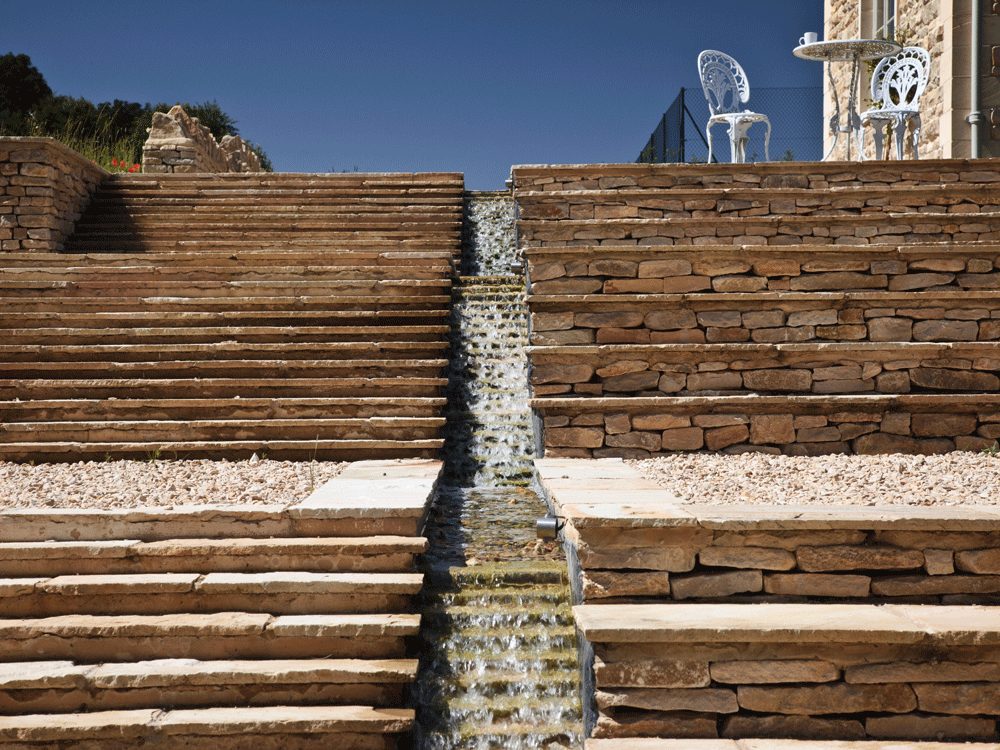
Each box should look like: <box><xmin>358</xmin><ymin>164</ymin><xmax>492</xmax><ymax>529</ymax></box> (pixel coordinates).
<box><xmin>874</xmin><ymin>0</ymin><xmax>896</xmax><ymax>39</ymax></box>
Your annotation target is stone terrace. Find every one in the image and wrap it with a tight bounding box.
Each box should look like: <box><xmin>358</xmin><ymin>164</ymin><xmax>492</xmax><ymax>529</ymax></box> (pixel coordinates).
<box><xmin>0</xmin><ymin>459</ymin><xmax>439</xmax><ymax>749</ymax></box>
<box><xmin>0</xmin><ymin>168</ymin><xmax>463</xmax><ymax>460</ymax></box>
<box><xmin>512</xmin><ymin>160</ymin><xmax>1000</xmax><ymax>457</ymax></box>
<box><xmin>537</xmin><ymin>458</ymin><xmax>1000</xmax><ymax>743</ymax></box>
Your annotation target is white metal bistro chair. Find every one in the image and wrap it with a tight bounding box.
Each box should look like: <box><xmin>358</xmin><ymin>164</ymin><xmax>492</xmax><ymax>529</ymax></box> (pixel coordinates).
<box><xmin>858</xmin><ymin>46</ymin><xmax>930</xmax><ymax>160</ymax></box>
<box><xmin>697</xmin><ymin>50</ymin><xmax>771</xmax><ymax>164</ymax></box>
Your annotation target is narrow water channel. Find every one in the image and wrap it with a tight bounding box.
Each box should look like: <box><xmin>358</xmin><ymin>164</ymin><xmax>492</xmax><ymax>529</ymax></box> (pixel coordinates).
<box><xmin>414</xmin><ymin>194</ymin><xmax>584</xmax><ymax>749</ymax></box>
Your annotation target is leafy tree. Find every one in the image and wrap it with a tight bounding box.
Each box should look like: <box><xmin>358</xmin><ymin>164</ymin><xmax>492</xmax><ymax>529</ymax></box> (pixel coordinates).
<box><xmin>0</xmin><ymin>53</ymin><xmax>53</xmax><ymax>132</ymax></box>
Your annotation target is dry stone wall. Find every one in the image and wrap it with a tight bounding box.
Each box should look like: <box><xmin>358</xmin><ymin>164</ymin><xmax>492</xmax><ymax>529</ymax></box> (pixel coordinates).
<box><xmin>581</xmin><ymin>603</ymin><xmax>1000</xmax><ymax>742</ymax></box>
<box><xmin>0</xmin><ymin>137</ymin><xmax>106</xmax><ymax>252</ymax></box>
<box><xmin>515</xmin><ymin>161</ymin><xmax>1000</xmax><ymax>457</ymax></box>
<box><xmin>142</xmin><ymin>105</ymin><xmax>262</xmax><ymax>173</ymax></box>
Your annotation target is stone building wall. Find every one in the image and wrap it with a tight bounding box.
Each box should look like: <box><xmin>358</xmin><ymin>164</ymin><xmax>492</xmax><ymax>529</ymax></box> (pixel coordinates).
<box><xmin>823</xmin><ymin>0</ymin><xmax>998</xmax><ymax>159</ymax></box>
<box><xmin>0</xmin><ymin>137</ymin><xmax>106</xmax><ymax>252</ymax></box>
<box><xmin>142</xmin><ymin>105</ymin><xmax>262</xmax><ymax>173</ymax></box>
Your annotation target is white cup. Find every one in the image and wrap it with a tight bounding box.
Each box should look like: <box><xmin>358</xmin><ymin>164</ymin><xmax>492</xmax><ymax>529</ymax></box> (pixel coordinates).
<box><xmin>799</xmin><ymin>32</ymin><xmax>819</xmax><ymax>46</ymax></box>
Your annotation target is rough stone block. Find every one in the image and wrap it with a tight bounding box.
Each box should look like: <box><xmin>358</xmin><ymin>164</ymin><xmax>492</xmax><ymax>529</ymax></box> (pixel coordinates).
<box><xmin>698</xmin><ymin>547</ymin><xmax>796</xmax><ymax>571</ymax></box>
<box><xmin>705</xmin><ymin>425</ymin><xmax>750</xmax><ymax>450</ymax></box>
<box><xmin>710</xmin><ymin>659</ymin><xmax>840</xmax><ymax>684</ymax></box>
<box><xmin>737</xmin><ymin>683</ymin><xmax>917</xmax><ymax>715</ymax></box>
<box><xmin>583</xmin><ymin>570</ymin><xmax>670</xmax><ymax>600</ymax></box>
<box><xmin>866</xmin><ymin>714</ymin><xmax>997</xmax><ymax>741</ymax></box>
<box><xmin>671</xmin><ymin>570</ymin><xmax>762</xmax><ymax>600</ymax></box>
<box><xmin>796</xmin><ymin>546</ymin><xmax>925</xmax><ymax>572</ymax></box>
<box><xmin>749</xmin><ymin>415</ymin><xmax>795</xmax><ymax>445</ymax></box>
<box><xmin>722</xmin><ymin>714</ymin><xmax>865</xmax><ymax>740</ymax></box>
<box><xmin>596</xmin><ymin>687</ymin><xmax>738</xmax><ymax>713</ymax></box>
<box><xmin>594</xmin><ymin>657</ymin><xmax>710</xmax><ymax>689</ymax></box>
<box><xmin>763</xmin><ymin>573</ymin><xmax>871</xmax><ymax>598</ymax></box>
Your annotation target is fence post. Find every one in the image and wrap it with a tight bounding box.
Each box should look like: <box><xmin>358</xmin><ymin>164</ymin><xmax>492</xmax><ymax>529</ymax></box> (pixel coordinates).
<box><xmin>679</xmin><ymin>87</ymin><xmax>686</xmax><ymax>163</ymax></box>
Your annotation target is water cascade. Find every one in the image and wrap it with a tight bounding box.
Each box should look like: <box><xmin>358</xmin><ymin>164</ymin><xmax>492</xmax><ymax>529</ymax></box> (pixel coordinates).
<box><xmin>415</xmin><ymin>193</ymin><xmax>584</xmax><ymax>749</ymax></box>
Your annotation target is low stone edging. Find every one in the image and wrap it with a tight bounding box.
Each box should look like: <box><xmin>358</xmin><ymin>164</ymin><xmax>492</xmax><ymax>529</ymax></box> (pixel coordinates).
<box><xmin>0</xmin><ymin>137</ymin><xmax>106</xmax><ymax>252</ymax></box>
<box><xmin>142</xmin><ymin>105</ymin><xmax>261</xmax><ymax>173</ymax></box>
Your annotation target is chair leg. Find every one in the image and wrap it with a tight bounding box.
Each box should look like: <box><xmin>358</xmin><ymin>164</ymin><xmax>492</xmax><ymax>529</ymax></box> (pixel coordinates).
<box><xmin>893</xmin><ymin>120</ymin><xmax>906</xmax><ymax>160</ymax></box>
<box><xmin>857</xmin><ymin>124</ymin><xmax>866</xmax><ymax>162</ymax></box>
<box><xmin>762</xmin><ymin>120</ymin><xmax>771</xmax><ymax>162</ymax></box>
<box><xmin>727</xmin><ymin>124</ymin><xmax>741</xmax><ymax>164</ymax></box>
<box><xmin>871</xmin><ymin>125</ymin><xmax>885</xmax><ymax>161</ymax></box>
<box><xmin>911</xmin><ymin>115</ymin><xmax>921</xmax><ymax>160</ymax></box>
<box><xmin>706</xmin><ymin>124</ymin><xmax>714</xmax><ymax>164</ymax></box>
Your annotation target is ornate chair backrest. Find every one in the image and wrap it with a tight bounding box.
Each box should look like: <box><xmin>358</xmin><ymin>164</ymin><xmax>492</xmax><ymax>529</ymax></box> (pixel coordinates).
<box><xmin>870</xmin><ymin>46</ymin><xmax>930</xmax><ymax>111</ymax></box>
<box><xmin>697</xmin><ymin>50</ymin><xmax>751</xmax><ymax>116</ymax></box>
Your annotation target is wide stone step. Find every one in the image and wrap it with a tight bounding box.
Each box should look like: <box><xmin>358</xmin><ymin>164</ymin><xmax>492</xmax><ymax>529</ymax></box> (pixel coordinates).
<box><xmin>0</xmin><ymin>572</ymin><xmax>423</xmax><ymax>617</ymax></box>
<box><xmin>534</xmin><ymin>393</ymin><xmax>1000</xmax><ymax>457</ymax></box>
<box><xmin>74</xmin><ymin>216</ymin><xmax>461</xmax><ymax>230</ymax></box>
<box><xmin>0</xmin><ymin>613</ymin><xmax>422</xmax><ymax>661</ymax></box>
<box><xmin>0</xmin><ymin>377</ymin><xmax>447</xmax><ymax>399</ymax></box>
<box><xmin>0</xmin><ymin>537</ymin><xmax>427</xmax><ymax>577</ymax></box>
<box><xmin>0</xmin><ymin>397</ymin><xmax>446</xmax><ymax>422</ymax></box>
<box><xmin>0</xmin><ymin>278</ymin><xmax>451</xmax><ymax>297</ymax></box>
<box><xmin>0</xmin><ymin>705</ymin><xmax>414</xmax><ymax>748</ymax></box>
<box><xmin>100</xmin><ymin>171</ymin><xmax>462</xmax><ymax>185</ymax></box>
<box><xmin>0</xmin><ymin>438</ymin><xmax>443</xmax><ymax>462</ymax></box>
<box><xmin>531</xmin><ymin>342</ymin><xmax>1000</xmax><ymax>397</ymax></box>
<box><xmin>0</xmin><ymin>657</ymin><xmax>417</xmax><ymax>714</ymax></box>
<box><xmin>0</xmin><ymin>458</ymin><xmax>440</xmax><ymax>541</ymax></box>
<box><xmin>1</xmin><ymin>326</ymin><xmax>450</xmax><ymax>345</ymax></box>
<box><xmin>0</xmin><ymin>249</ymin><xmax>454</xmax><ymax>268</ymax></box>
<box><xmin>0</xmin><ymin>417</ymin><xmax>445</xmax><ymax>443</ymax></box>
<box><xmin>2</xmin><ymin>296</ymin><xmax>451</xmax><ymax>314</ymax></box>
<box><xmin>0</xmin><ymin>359</ymin><xmax>448</xmax><ymax>379</ymax></box>
<box><xmin>0</xmin><ymin>341</ymin><xmax>449</xmax><ymax>362</ymax></box>
<box><xmin>0</xmin><ymin>265</ymin><xmax>452</xmax><ymax>282</ymax></box>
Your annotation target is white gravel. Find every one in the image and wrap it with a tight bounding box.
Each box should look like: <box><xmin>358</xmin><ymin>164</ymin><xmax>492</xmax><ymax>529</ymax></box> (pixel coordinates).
<box><xmin>630</xmin><ymin>453</ymin><xmax>1000</xmax><ymax>507</ymax></box>
<box><xmin>0</xmin><ymin>459</ymin><xmax>346</xmax><ymax>509</ymax></box>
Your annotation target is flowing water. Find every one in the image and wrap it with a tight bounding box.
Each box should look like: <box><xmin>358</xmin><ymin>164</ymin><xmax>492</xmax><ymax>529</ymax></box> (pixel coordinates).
<box><xmin>414</xmin><ymin>193</ymin><xmax>584</xmax><ymax>749</ymax></box>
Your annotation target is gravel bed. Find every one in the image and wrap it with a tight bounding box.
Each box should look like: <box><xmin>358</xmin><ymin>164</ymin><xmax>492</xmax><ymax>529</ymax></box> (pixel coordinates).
<box><xmin>630</xmin><ymin>453</ymin><xmax>1000</xmax><ymax>506</ymax></box>
<box><xmin>0</xmin><ymin>459</ymin><xmax>346</xmax><ymax>509</ymax></box>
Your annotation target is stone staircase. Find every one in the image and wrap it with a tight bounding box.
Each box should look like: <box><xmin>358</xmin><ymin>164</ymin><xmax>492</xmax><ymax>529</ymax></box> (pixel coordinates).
<box><xmin>0</xmin><ymin>172</ymin><xmax>463</xmax><ymax>461</ymax></box>
<box><xmin>0</xmin><ymin>460</ymin><xmax>438</xmax><ymax>749</ymax></box>
<box><xmin>512</xmin><ymin>160</ymin><xmax>1000</xmax><ymax>456</ymax></box>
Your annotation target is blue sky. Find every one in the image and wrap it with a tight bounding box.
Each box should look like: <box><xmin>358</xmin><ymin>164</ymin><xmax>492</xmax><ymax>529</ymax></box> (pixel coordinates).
<box><xmin>7</xmin><ymin>1</ymin><xmax>822</xmax><ymax>188</ymax></box>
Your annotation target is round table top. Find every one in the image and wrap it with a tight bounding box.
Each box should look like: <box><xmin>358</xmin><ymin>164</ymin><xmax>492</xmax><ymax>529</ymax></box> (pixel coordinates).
<box><xmin>793</xmin><ymin>38</ymin><xmax>901</xmax><ymax>62</ymax></box>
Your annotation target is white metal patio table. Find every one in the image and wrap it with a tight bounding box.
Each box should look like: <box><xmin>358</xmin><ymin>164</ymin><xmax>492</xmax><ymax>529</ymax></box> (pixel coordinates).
<box><xmin>793</xmin><ymin>39</ymin><xmax>902</xmax><ymax>160</ymax></box>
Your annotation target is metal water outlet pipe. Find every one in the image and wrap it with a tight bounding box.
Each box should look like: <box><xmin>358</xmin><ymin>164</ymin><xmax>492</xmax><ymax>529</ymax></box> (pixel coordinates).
<box><xmin>536</xmin><ymin>515</ymin><xmax>566</xmax><ymax>540</ymax></box>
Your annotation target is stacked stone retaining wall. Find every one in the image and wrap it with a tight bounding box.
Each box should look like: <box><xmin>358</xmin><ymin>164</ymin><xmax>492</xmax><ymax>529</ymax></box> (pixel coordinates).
<box><xmin>0</xmin><ymin>137</ymin><xmax>106</xmax><ymax>252</ymax></box>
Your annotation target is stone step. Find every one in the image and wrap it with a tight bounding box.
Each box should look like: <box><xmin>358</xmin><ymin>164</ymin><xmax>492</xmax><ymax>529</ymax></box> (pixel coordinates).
<box><xmin>0</xmin><ymin>537</ymin><xmax>428</xmax><ymax>577</ymax></box>
<box><xmin>0</xmin><ymin>265</ymin><xmax>452</xmax><ymax>282</ymax></box>
<box><xmin>100</xmin><ymin>171</ymin><xmax>462</xmax><ymax>185</ymax></box>
<box><xmin>0</xmin><ymin>705</ymin><xmax>414</xmax><ymax>748</ymax></box>
<box><xmin>0</xmin><ymin>359</ymin><xmax>448</xmax><ymax>379</ymax></box>
<box><xmin>0</xmin><ymin>377</ymin><xmax>447</xmax><ymax>399</ymax></box>
<box><xmin>88</xmin><ymin>195</ymin><xmax>461</xmax><ymax>207</ymax></box>
<box><xmin>0</xmin><ymin>657</ymin><xmax>417</xmax><ymax>714</ymax></box>
<box><xmin>0</xmin><ymin>417</ymin><xmax>445</xmax><ymax>443</ymax></box>
<box><xmin>529</xmin><ymin>290</ymin><xmax>1000</xmax><ymax>346</ymax></box>
<box><xmin>0</xmin><ymin>458</ymin><xmax>440</xmax><ymax>540</ymax></box>
<box><xmin>534</xmin><ymin>392</ymin><xmax>1000</xmax><ymax>457</ymax></box>
<box><xmin>0</xmin><ymin>341</ymin><xmax>448</xmax><ymax>362</ymax></box>
<box><xmin>2</xmin><ymin>296</ymin><xmax>451</xmax><ymax>313</ymax></box>
<box><xmin>0</xmin><ymin>278</ymin><xmax>451</xmax><ymax>296</ymax></box>
<box><xmin>0</xmin><ymin>613</ymin><xmax>421</xmax><ymax>661</ymax></box>
<box><xmin>0</xmin><ymin>325</ymin><xmax>450</xmax><ymax>345</ymax></box>
<box><xmin>531</xmin><ymin>341</ymin><xmax>1000</xmax><ymax>397</ymax></box>
<box><xmin>519</xmin><ymin>212</ymin><xmax>1000</xmax><ymax>247</ymax></box>
<box><xmin>0</xmin><ymin>438</ymin><xmax>443</xmax><ymax>462</ymax></box>
<box><xmin>64</xmin><ymin>238</ymin><xmax>458</xmax><ymax>251</ymax></box>
<box><xmin>0</xmin><ymin>250</ymin><xmax>455</xmax><ymax>268</ymax></box>
<box><xmin>0</xmin><ymin>572</ymin><xmax>423</xmax><ymax>617</ymax></box>
<box><xmin>74</xmin><ymin>213</ymin><xmax>461</xmax><ymax>227</ymax></box>
<box><xmin>510</xmin><ymin>159</ymin><xmax>1000</xmax><ymax>190</ymax></box>
<box><xmin>0</xmin><ymin>397</ymin><xmax>446</xmax><ymax>422</ymax></box>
